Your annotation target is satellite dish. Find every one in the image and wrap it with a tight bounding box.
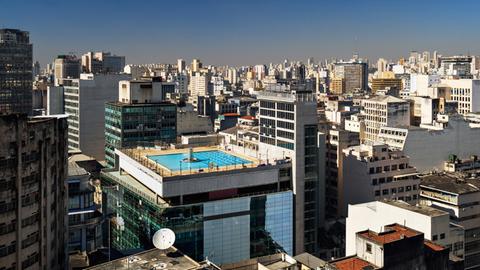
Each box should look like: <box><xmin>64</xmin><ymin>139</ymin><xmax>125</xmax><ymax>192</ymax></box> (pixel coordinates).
<box><xmin>152</xmin><ymin>228</ymin><xmax>175</xmax><ymax>250</ymax></box>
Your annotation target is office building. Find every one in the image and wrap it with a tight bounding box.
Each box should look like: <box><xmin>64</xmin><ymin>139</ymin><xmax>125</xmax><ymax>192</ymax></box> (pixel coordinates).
<box><xmin>102</xmin><ymin>146</ymin><xmax>294</xmax><ymax>265</ymax></box>
<box><xmin>54</xmin><ymin>54</ymin><xmax>81</xmax><ymax>85</ymax></box>
<box><xmin>420</xmin><ymin>173</ymin><xmax>480</xmax><ymax>270</ymax></box>
<box><xmin>257</xmin><ymin>87</ymin><xmax>325</xmax><ymax>255</ymax></box>
<box><xmin>105</xmin><ymin>78</ymin><xmax>177</xmax><ymax>167</ymax></box>
<box><xmin>0</xmin><ymin>114</ymin><xmax>68</xmax><ymax>270</ymax></box>
<box><xmin>346</xmin><ymin>200</ymin><xmax>465</xmax><ymax>260</ymax></box>
<box><xmin>329</xmin><ymin>78</ymin><xmax>345</xmax><ymax>95</ymax></box>
<box><xmin>439</xmin><ymin>56</ymin><xmax>473</xmax><ymax>79</ymax></box>
<box><xmin>371</xmin><ymin>78</ymin><xmax>403</xmax><ymax>94</ymax></box>
<box><xmin>333</xmin><ymin>61</ymin><xmax>368</xmax><ymax>93</ymax></box>
<box><xmin>59</xmin><ymin>73</ymin><xmax>131</xmax><ymax>160</ymax></box>
<box><xmin>0</xmin><ymin>28</ymin><xmax>32</xmax><ymax>114</ymax></box>
<box><xmin>340</xmin><ymin>143</ymin><xmax>419</xmax><ymax>216</ymax></box>
<box><xmin>361</xmin><ymin>95</ymin><xmax>410</xmax><ymax>142</ymax></box>
<box><xmin>81</xmin><ymin>52</ymin><xmax>125</xmax><ymax>74</ymax></box>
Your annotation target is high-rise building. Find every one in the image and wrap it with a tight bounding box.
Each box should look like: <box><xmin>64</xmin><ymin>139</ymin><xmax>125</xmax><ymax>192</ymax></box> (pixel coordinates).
<box><xmin>177</xmin><ymin>58</ymin><xmax>186</xmax><ymax>73</ymax></box>
<box><xmin>257</xmin><ymin>86</ymin><xmax>325</xmax><ymax>255</ymax></box>
<box><xmin>53</xmin><ymin>73</ymin><xmax>131</xmax><ymax>160</ymax></box>
<box><xmin>191</xmin><ymin>58</ymin><xmax>202</xmax><ymax>72</ymax></box>
<box><xmin>189</xmin><ymin>72</ymin><xmax>212</xmax><ymax>99</ymax></box>
<box><xmin>361</xmin><ymin>95</ymin><xmax>410</xmax><ymax>142</ymax></box>
<box><xmin>0</xmin><ymin>114</ymin><xmax>68</xmax><ymax>270</ymax></box>
<box><xmin>324</xmin><ymin>128</ymin><xmax>359</xmax><ymax>218</ymax></box>
<box><xmin>54</xmin><ymin>55</ymin><xmax>81</xmax><ymax>85</ymax></box>
<box><xmin>0</xmin><ymin>28</ymin><xmax>33</xmax><ymax>114</ymax></box>
<box><xmin>104</xmin><ymin>78</ymin><xmax>177</xmax><ymax>167</ymax></box>
<box><xmin>81</xmin><ymin>52</ymin><xmax>125</xmax><ymax>74</ymax></box>
<box><xmin>333</xmin><ymin>61</ymin><xmax>368</xmax><ymax>93</ymax></box>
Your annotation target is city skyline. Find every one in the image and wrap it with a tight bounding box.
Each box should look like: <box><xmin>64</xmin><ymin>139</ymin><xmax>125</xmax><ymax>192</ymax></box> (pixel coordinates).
<box><xmin>2</xmin><ymin>0</ymin><xmax>480</xmax><ymax>67</ymax></box>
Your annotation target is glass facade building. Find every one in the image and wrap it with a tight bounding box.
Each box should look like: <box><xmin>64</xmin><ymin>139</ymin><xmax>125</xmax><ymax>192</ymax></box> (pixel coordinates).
<box><xmin>104</xmin><ymin>102</ymin><xmax>177</xmax><ymax>167</ymax></box>
<box><xmin>101</xmin><ymin>170</ymin><xmax>293</xmax><ymax>265</ymax></box>
<box><xmin>0</xmin><ymin>29</ymin><xmax>32</xmax><ymax>114</ymax></box>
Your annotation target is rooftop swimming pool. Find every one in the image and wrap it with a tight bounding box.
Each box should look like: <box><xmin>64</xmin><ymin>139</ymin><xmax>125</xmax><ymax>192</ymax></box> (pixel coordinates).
<box><xmin>147</xmin><ymin>150</ymin><xmax>252</xmax><ymax>171</ymax></box>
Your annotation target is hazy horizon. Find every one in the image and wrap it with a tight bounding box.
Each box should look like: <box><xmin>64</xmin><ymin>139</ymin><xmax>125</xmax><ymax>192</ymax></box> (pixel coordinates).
<box><xmin>2</xmin><ymin>0</ymin><xmax>479</xmax><ymax>68</ymax></box>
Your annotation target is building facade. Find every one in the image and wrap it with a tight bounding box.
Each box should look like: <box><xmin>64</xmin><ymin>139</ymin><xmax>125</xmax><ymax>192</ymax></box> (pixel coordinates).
<box><xmin>0</xmin><ymin>29</ymin><xmax>32</xmax><ymax>114</ymax></box>
<box><xmin>420</xmin><ymin>174</ymin><xmax>480</xmax><ymax>270</ymax></box>
<box><xmin>257</xmin><ymin>88</ymin><xmax>325</xmax><ymax>255</ymax></box>
<box><xmin>59</xmin><ymin>73</ymin><xmax>131</xmax><ymax>160</ymax></box>
<box><xmin>0</xmin><ymin>114</ymin><xmax>68</xmax><ymax>270</ymax></box>
<box><xmin>340</xmin><ymin>143</ymin><xmax>419</xmax><ymax>216</ymax></box>
<box><xmin>101</xmin><ymin>146</ymin><xmax>294</xmax><ymax>265</ymax></box>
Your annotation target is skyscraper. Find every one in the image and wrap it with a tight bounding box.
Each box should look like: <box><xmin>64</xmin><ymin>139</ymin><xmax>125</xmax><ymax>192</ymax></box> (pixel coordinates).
<box><xmin>0</xmin><ymin>114</ymin><xmax>68</xmax><ymax>270</ymax></box>
<box><xmin>333</xmin><ymin>61</ymin><xmax>368</xmax><ymax>93</ymax></box>
<box><xmin>257</xmin><ymin>85</ymin><xmax>325</xmax><ymax>255</ymax></box>
<box><xmin>0</xmin><ymin>29</ymin><xmax>33</xmax><ymax>114</ymax></box>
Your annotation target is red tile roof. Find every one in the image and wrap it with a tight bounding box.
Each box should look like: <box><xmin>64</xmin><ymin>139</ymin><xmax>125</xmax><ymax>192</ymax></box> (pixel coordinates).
<box><xmin>223</xmin><ymin>113</ymin><xmax>240</xmax><ymax>117</ymax></box>
<box><xmin>357</xmin><ymin>224</ymin><xmax>422</xmax><ymax>245</ymax></box>
<box><xmin>332</xmin><ymin>256</ymin><xmax>377</xmax><ymax>270</ymax></box>
<box><xmin>424</xmin><ymin>240</ymin><xmax>446</xmax><ymax>252</ymax></box>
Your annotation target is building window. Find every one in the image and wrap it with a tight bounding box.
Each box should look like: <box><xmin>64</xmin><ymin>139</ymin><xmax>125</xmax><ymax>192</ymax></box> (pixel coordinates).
<box><xmin>375</xmin><ymin>190</ymin><xmax>380</xmax><ymax>196</ymax></box>
<box><xmin>366</xmin><ymin>243</ymin><xmax>372</xmax><ymax>253</ymax></box>
<box><xmin>369</xmin><ymin>167</ymin><xmax>375</xmax><ymax>174</ymax></box>
<box><xmin>391</xmin><ymin>188</ymin><xmax>397</xmax><ymax>194</ymax></box>
<box><xmin>372</xmin><ymin>179</ymin><xmax>378</xmax><ymax>185</ymax></box>
<box><xmin>433</xmin><ymin>235</ymin><xmax>438</xmax><ymax>241</ymax></box>
<box><xmin>382</xmin><ymin>189</ymin><xmax>389</xmax><ymax>195</ymax></box>
<box><xmin>440</xmin><ymin>233</ymin><xmax>445</xmax><ymax>239</ymax></box>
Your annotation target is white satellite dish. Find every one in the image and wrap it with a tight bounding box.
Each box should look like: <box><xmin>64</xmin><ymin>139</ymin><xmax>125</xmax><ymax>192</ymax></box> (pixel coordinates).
<box><xmin>152</xmin><ymin>228</ymin><xmax>176</xmax><ymax>250</ymax></box>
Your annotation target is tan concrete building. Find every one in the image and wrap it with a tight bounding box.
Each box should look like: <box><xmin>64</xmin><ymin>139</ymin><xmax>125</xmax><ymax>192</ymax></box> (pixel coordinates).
<box><xmin>0</xmin><ymin>114</ymin><xmax>68</xmax><ymax>270</ymax></box>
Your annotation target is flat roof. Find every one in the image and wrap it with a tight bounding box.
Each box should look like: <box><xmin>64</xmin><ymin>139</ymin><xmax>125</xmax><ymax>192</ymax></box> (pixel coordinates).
<box><xmin>357</xmin><ymin>224</ymin><xmax>422</xmax><ymax>245</ymax></box>
<box><xmin>85</xmin><ymin>247</ymin><xmax>217</xmax><ymax>270</ymax></box>
<box><xmin>382</xmin><ymin>200</ymin><xmax>447</xmax><ymax>217</ymax></box>
<box><xmin>119</xmin><ymin>146</ymin><xmax>260</xmax><ymax>177</ymax></box>
<box><xmin>420</xmin><ymin>174</ymin><xmax>480</xmax><ymax>195</ymax></box>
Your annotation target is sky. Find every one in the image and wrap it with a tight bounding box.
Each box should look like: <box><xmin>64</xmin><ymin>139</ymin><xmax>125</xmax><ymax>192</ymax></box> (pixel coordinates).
<box><xmin>1</xmin><ymin>0</ymin><xmax>480</xmax><ymax>67</ymax></box>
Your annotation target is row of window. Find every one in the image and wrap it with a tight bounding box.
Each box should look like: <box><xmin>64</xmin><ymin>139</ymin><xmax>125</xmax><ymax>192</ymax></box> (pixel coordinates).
<box><xmin>369</xmin><ymin>163</ymin><xmax>408</xmax><ymax>174</ymax></box>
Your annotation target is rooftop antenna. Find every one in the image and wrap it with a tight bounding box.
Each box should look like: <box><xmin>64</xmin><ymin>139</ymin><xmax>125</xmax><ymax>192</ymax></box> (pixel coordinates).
<box><xmin>152</xmin><ymin>228</ymin><xmax>176</xmax><ymax>250</ymax></box>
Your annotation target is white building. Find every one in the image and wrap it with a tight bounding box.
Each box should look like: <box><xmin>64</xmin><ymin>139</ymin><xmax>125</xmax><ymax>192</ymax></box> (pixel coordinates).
<box><xmin>59</xmin><ymin>73</ymin><xmax>131</xmax><ymax>160</ymax></box>
<box><xmin>340</xmin><ymin>143</ymin><xmax>419</xmax><ymax>216</ymax></box>
<box><xmin>361</xmin><ymin>95</ymin><xmax>410</xmax><ymax>142</ymax></box>
<box><xmin>346</xmin><ymin>200</ymin><xmax>464</xmax><ymax>259</ymax></box>
<box><xmin>189</xmin><ymin>72</ymin><xmax>211</xmax><ymax>98</ymax></box>
<box><xmin>442</xmin><ymin>79</ymin><xmax>480</xmax><ymax>115</ymax></box>
<box><xmin>377</xmin><ymin>115</ymin><xmax>480</xmax><ymax>172</ymax></box>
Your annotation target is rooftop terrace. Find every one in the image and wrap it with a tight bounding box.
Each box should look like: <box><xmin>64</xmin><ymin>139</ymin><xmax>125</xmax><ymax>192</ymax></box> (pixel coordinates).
<box><xmin>120</xmin><ymin>146</ymin><xmax>262</xmax><ymax>177</ymax></box>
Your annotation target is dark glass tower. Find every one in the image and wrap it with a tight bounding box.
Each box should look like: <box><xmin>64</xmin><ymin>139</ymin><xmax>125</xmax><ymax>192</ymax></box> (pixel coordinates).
<box><xmin>0</xmin><ymin>29</ymin><xmax>33</xmax><ymax>114</ymax></box>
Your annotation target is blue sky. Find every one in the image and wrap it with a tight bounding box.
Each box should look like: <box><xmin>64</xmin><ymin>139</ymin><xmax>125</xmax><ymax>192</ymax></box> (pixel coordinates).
<box><xmin>1</xmin><ymin>0</ymin><xmax>479</xmax><ymax>67</ymax></box>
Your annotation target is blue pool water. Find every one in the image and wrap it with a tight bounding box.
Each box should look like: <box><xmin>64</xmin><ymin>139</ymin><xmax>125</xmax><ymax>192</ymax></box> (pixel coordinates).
<box><xmin>148</xmin><ymin>150</ymin><xmax>252</xmax><ymax>171</ymax></box>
